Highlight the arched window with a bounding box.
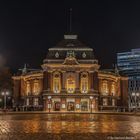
[53,72,61,93]
[67,75,75,93]
[102,80,109,95]
[26,81,31,95]
[111,82,116,96]
[80,72,88,93]
[33,80,39,95]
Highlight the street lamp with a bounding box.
[90,96,93,113]
[95,97,98,111]
[0,98,2,108]
[1,91,9,109]
[132,92,140,113]
[136,93,140,112]
[48,96,52,113]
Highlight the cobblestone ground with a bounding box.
[0,114,140,140]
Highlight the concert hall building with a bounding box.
[13,34,128,112]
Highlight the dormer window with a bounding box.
[66,51,75,58]
[66,43,74,47]
[55,52,59,58]
[82,52,86,58]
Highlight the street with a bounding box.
[0,114,139,140]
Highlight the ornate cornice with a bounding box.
[49,48,93,51]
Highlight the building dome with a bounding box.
[44,34,96,64]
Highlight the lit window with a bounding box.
[103,98,108,106]
[80,72,88,93]
[102,81,109,95]
[34,98,39,106]
[67,75,75,93]
[26,98,29,106]
[53,72,61,93]
[81,101,88,111]
[112,99,115,106]
[33,80,39,95]
[55,52,59,58]
[26,82,31,95]
[111,82,116,96]
[82,52,86,58]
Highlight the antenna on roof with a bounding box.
[69,8,72,33]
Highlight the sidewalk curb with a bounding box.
[0,111,140,116]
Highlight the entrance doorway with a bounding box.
[67,102,75,111]
[54,102,61,111]
[81,101,88,111]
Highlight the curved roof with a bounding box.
[44,34,95,63]
[50,35,92,50]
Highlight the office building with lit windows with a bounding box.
[12,34,128,112]
[117,48,140,111]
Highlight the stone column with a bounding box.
[79,72,81,92]
[47,72,52,91]
[13,79,21,106]
[89,72,94,90]
[95,97,99,111]
[60,72,63,92]
[43,98,46,111]
[93,72,99,91]
[62,72,66,90]
[43,71,48,91]
[120,78,128,108]
[30,80,34,96]
[21,79,26,96]
[76,72,79,91]
[108,81,112,96]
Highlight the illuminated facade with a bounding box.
[13,34,128,112]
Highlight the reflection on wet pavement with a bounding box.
[0,114,139,140]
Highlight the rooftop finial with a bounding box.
[69,8,72,33]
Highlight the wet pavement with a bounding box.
[0,114,139,140]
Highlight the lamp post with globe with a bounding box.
[132,92,140,113]
[90,96,93,113]
[1,91,9,110]
[0,98,2,109]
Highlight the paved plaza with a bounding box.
[0,114,139,140]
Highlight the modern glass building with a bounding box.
[117,48,140,111]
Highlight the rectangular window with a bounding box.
[34,98,39,106]
[33,82,39,95]
[26,98,29,106]
[26,82,31,95]
[81,101,88,111]
[112,99,115,106]
[111,83,116,96]
[102,81,109,95]
[103,98,108,106]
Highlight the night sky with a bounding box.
[0,0,140,72]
